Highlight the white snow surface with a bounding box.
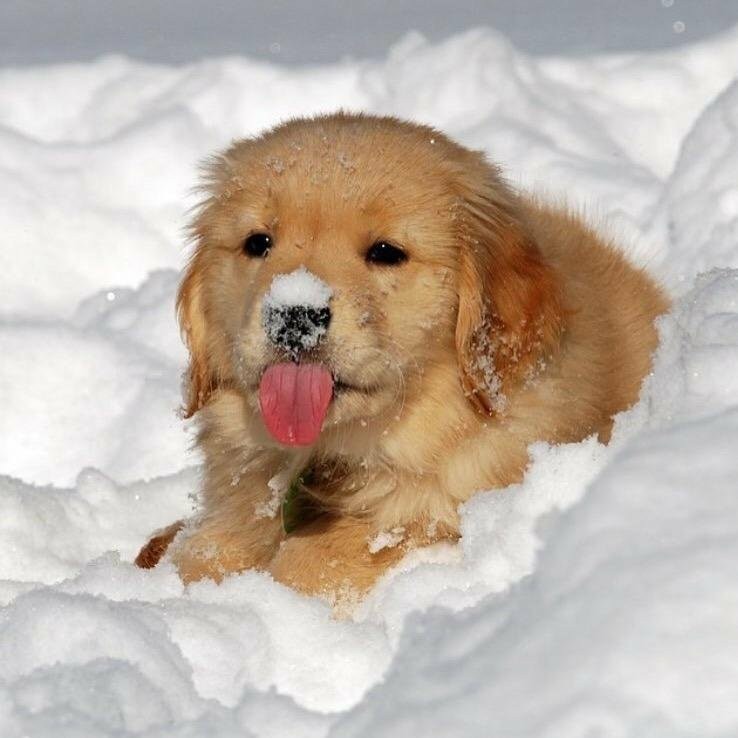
[1,26,738,738]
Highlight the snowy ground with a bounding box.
[2,22,738,738]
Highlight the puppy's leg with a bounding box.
[268,517,407,603]
[169,467,289,584]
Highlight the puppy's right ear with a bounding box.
[176,248,216,418]
[177,148,249,417]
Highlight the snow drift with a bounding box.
[1,24,738,738]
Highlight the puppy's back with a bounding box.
[522,202,669,440]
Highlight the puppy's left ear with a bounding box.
[453,157,564,414]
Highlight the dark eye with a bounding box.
[243,233,272,258]
[365,241,407,266]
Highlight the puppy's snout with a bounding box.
[263,303,331,354]
[261,267,334,356]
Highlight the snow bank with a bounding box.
[1,24,737,738]
[0,271,192,486]
[334,269,738,738]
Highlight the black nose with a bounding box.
[262,304,331,355]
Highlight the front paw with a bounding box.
[268,517,404,599]
[170,526,281,584]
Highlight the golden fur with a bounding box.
[136,113,668,603]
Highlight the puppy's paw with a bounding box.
[268,517,404,599]
[134,520,184,569]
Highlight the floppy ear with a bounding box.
[454,160,564,415]
[176,152,239,418]
[175,143,261,418]
[176,247,218,418]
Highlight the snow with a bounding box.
[263,267,333,310]
[255,470,292,520]
[367,527,406,554]
[1,22,738,738]
[0,270,192,487]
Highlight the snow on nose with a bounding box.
[262,267,333,355]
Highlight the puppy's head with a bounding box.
[178,113,562,447]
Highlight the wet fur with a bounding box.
[136,113,668,604]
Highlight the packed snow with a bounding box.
[1,23,738,738]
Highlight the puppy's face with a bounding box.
[179,116,562,449]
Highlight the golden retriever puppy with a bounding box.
[136,112,668,603]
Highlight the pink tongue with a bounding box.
[259,363,334,446]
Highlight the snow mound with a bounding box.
[1,24,738,738]
[0,271,192,486]
[655,79,738,289]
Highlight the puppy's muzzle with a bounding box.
[263,303,331,356]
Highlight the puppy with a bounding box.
[136,113,668,603]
